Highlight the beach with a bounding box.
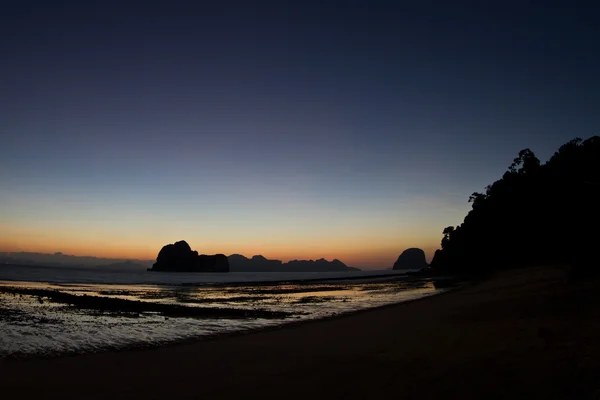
[1,265,598,399]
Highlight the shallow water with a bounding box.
[0,263,414,285]
[0,265,443,358]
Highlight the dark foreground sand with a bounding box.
[1,266,599,399]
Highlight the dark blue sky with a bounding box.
[1,1,598,267]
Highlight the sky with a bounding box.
[1,1,599,268]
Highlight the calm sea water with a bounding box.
[0,264,443,358]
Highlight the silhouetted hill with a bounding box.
[227,254,353,272]
[430,136,599,276]
[228,254,283,271]
[393,248,428,270]
[150,240,229,272]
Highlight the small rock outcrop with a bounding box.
[150,240,229,272]
[393,248,428,270]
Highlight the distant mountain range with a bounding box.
[0,252,154,270]
[0,251,361,272]
[228,254,360,272]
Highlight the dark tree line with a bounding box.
[430,136,599,275]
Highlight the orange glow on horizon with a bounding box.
[0,241,438,268]
[0,224,441,268]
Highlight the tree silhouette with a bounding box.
[430,136,599,276]
[441,226,454,249]
[508,149,541,174]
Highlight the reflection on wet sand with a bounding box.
[0,277,446,358]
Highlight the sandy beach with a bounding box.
[1,265,598,399]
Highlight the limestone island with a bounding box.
[392,248,429,270]
[149,240,229,272]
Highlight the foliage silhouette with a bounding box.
[430,136,599,276]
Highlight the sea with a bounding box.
[0,264,446,358]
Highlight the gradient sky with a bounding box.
[1,1,599,268]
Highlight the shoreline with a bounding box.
[0,281,456,361]
[2,265,598,398]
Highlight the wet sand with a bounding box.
[1,265,598,399]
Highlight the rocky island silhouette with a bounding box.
[392,248,429,270]
[149,240,229,272]
[149,240,358,272]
